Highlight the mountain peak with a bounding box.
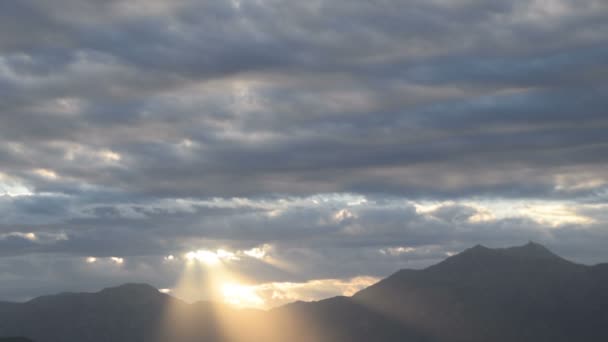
[99,283,161,296]
[468,244,492,253]
[23,283,164,307]
[427,242,567,273]
[500,241,560,260]
[449,243,494,259]
[455,242,560,260]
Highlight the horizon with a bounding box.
[2,0,608,312]
[2,240,602,309]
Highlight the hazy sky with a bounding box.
[1,0,608,307]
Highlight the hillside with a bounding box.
[1,242,607,342]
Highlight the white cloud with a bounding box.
[242,244,272,260]
[380,246,416,256]
[0,232,37,241]
[33,169,59,180]
[110,257,124,265]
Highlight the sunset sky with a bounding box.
[1,0,608,308]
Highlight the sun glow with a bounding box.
[221,283,265,308]
[159,245,368,341]
[184,249,238,265]
[185,250,220,265]
[242,244,271,260]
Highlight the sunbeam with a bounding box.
[157,247,321,342]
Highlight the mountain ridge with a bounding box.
[1,242,607,342]
[0,242,591,307]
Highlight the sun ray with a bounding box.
[158,247,321,342]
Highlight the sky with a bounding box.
[1,0,608,308]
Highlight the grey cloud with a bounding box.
[1,0,608,301]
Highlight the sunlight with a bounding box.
[184,249,238,266]
[33,168,59,180]
[0,232,38,241]
[518,203,594,227]
[99,149,122,163]
[242,244,271,260]
[110,257,124,265]
[185,250,221,265]
[160,245,307,341]
[0,172,33,197]
[221,283,265,308]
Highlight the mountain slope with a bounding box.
[353,242,605,341]
[0,284,171,342]
[1,242,607,342]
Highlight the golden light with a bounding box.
[24,232,37,241]
[1,232,38,241]
[518,203,594,227]
[242,244,270,259]
[158,245,340,341]
[184,249,239,266]
[185,250,220,265]
[160,247,246,341]
[221,283,264,309]
[33,168,58,180]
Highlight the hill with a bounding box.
[1,242,607,341]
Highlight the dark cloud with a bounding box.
[1,0,608,301]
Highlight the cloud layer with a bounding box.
[1,0,608,306]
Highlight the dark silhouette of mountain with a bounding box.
[352,242,606,341]
[1,242,607,342]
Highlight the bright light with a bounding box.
[216,249,238,261]
[221,283,264,308]
[85,256,124,265]
[518,203,593,227]
[186,250,220,265]
[111,257,124,264]
[33,168,58,180]
[24,232,37,240]
[184,249,238,265]
[99,149,122,162]
[0,232,38,241]
[185,250,220,265]
[0,174,33,196]
[242,244,271,260]
[333,209,356,222]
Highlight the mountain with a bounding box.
[352,242,606,341]
[1,242,607,342]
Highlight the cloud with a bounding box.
[1,0,608,301]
